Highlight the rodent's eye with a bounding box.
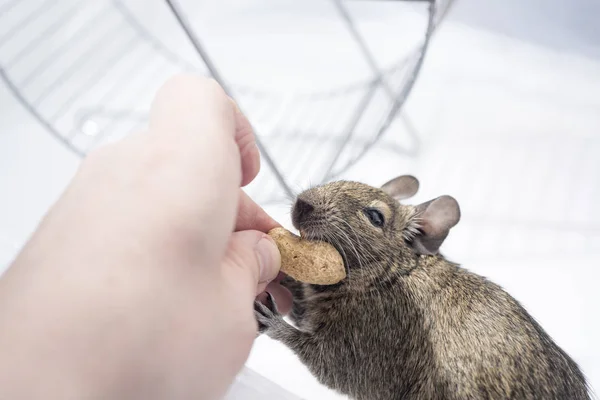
[364,208,385,228]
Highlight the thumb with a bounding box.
[221,230,281,300]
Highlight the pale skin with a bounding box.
[0,75,292,400]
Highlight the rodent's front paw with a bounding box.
[254,292,284,335]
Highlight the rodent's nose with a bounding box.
[293,198,315,224]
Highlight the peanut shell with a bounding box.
[268,227,346,285]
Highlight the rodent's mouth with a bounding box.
[297,223,326,242]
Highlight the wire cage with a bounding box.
[0,0,453,205]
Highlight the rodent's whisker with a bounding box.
[323,230,349,274]
[330,217,365,272]
[330,214,377,270]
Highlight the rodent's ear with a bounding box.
[411,195,460,255]
[381,175,419,201]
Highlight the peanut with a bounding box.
[268,227,346,285]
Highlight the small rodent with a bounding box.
[255,175,590,400]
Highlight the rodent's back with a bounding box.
[402,257,589,399]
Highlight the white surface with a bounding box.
[224,367,302,400]
[449,0,600,60]
[1,1,600,399]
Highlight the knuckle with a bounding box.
[157,73,228,107]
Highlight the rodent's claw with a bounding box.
[265,291,278,314]
[254,293,282,335]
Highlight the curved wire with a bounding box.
[327,0,439,179]
[0,67,85,158]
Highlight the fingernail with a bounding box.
[256,235,281,284]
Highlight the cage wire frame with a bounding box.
[0,0,454,204]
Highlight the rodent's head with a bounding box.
[291,175,460,277]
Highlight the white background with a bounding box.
[1,0,599,399]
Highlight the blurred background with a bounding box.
[1,0,599,398]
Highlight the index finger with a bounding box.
[235,190,280,233]
[229,98,261,187]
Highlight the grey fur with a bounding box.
[255,177,590,400]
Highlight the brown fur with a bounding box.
[255,179,590,400]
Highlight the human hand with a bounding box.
[0,75,290,400]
